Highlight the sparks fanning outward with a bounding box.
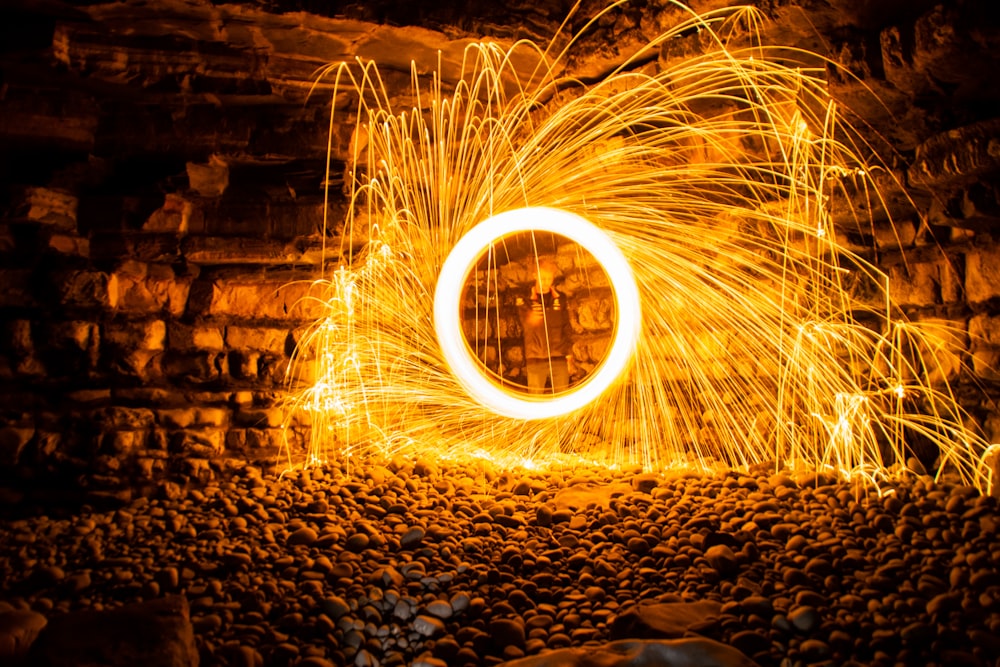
[281,1,997,492]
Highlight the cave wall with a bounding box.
[461,243,616,388]
[1,0,999,503]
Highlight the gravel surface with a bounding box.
[1,458,999,667]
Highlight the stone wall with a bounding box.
[0,0,999,502]
[0,172,335,504]
[461,246,616,388]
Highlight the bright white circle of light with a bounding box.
[434,207,641,420]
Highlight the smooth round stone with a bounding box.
[525,614,553,630]
[299,658,337,667]
[788,606,820,633]
[626,537,650,554]
[223,552,253,568]
[705,544,738,576]
[524,637,547,655]
[502,645,525,661]
[489,618,526,647]
[66,572,91,592]
[426,600,453,619]
[926,591,962,616]
[804,557,832,577]
[742,596,774,616]
[399,527,425,549]
[322,596,351,618]
[785,535,809,552]
[449,592,471,614]
[272,642,299,660]
[769,523,799,540]
[393,600,414,621]
[900,620,933,644]
[771,614,792,632]
[783,568,809,588]
[535,505,553,526]
[730,629,771,656]
[216,644,262,667]
[156,567,180,590]
[373,566,404,588]
[412,657,448,667]
[798,638,830,660]
[35,566,66,584]
[288,527,318,546]
[311,555,334,574]
[970,569,1000,588]
[193,613,223,633]
[413,459,439,478]
[794,590,826,608]
[557,534,579,549]
[413,614,446,637]
[512,480,532,496]
[330,563,354,579]
[345,533,370,552]
[550,509,574,524]
[353,649,378,667]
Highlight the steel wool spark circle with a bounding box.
[434,207,641,420]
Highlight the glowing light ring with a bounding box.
[435,207,641,420]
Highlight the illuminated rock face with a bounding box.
[0,0,999,496]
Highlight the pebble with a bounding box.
[788,606,820,633]
[399,526,425,549]
[793,590,825,608]
[299,658,337,667]
[449,592,470,614]
[65,572,91,592]
[345,533,370,552]
[40,565,67,584]
[730,629,771,656]
[705,544,738,577]
[412,614,445,637]
[287,526,318,546]
[926,591,962,616]
[798,638,830,660]
[626,537,650,554]
[193,613,224,633]
[490,618,526,648]
[321,596,351,618]
[393,599,414,621]
[535,504,554,526]
[0,462,995,667]
[425,600,453,619]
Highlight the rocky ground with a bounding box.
[1,458,999,667]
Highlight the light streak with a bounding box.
[280,2,996,492]
[434,207,640,419]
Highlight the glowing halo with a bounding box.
[434,207,641,420]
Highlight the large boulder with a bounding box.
[497,638,759,667]
[27,596,198,667]
[0,609,48,662]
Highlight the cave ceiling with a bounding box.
[1,0,998,222]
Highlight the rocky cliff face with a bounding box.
[0,0,998,502]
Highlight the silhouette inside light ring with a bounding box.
[435,207,641,419]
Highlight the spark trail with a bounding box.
[283,2,994,492]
